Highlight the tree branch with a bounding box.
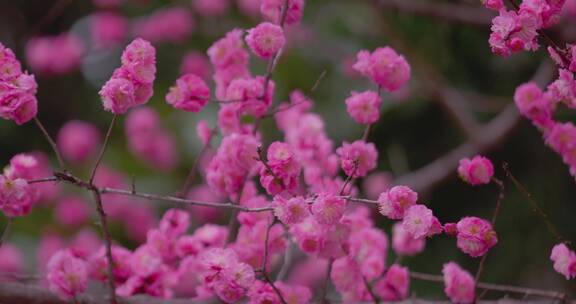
[34,117,66,170]
[393,61,555,193]
[375,0,495,27]
[409,271,568,300]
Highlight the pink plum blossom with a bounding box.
[455,217,498,257]
[442,262,475,304]
[353,47,411,92]
[336,140,378,178]
[345,90,382,125]
[392,222,426,256]
[46,250,88,299]
[311,193,347,225]
[378,185,418,220]
[550,243,576,279]
[246,22,286,59]
[0,43,38,125]
[99,38,156,114]
[273,195,310,224]
[166,74,210,112]
[0,175,33,218]
[457,155,494,186]
[401,205,442,239]
[261,0,305,25]
[374,264,410,301]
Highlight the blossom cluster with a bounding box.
[99,38,156,114]
[0,43,38,125]
[487,0,566,56]
[0,153,58,218]
[510,73,576,179]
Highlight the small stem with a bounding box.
[321,258,334,304]
[0,218,13,248]
[362,275,380,304]
[89,115,117,184]
[362,124,372,141]
[339,160,359,195]
[258,218,287,304]
[502,163,567,245]
[261,271,288,304]
[490,177,505,227]
[91,190,117,304]
[177,128,217,198]
[261,218,275,272]
[310,70,327,93]
[34,117,66,170]
[474,175,506,299]
[276,242,292,281]
[410,271,566,299]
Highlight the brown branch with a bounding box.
[89,115,117,184]
[393,61,555,193]
[91,190,117,304]
[320,258,334,304]
[258,218,288,304]
[0,218,13,248]
[34,117,66,170]
[502,163,569,246]
[362,275,380,304]
[86,114,118,303]
[473,176,506,296]
[253,0,290,134]
[25,0,73,39]
[409,271,568,300]
[176,127,217,198]
[0,281,207,304]
[375,0,495,27]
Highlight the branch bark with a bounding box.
[376,0,495,27]
[393,61,555,193]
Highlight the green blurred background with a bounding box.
[0,0,575,300]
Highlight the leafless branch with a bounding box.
[376,0,495,27]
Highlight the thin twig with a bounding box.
[321,258,334,304]
[25,0,72,38]
[34,117,66,170]
[362,275,380,304]
[0,218,13,248]
[276,242,293,281]
[392,61,554,193]
[258,218,288,304]
[91,190,117,304]
[376,0,494,27]
[89,115,117,184]
[177,127,217,198]
[474,176,506,298]
[252,0,291,135]
[409,271,567,299]
[339,160,359,195]
[362,124,372,141]
[310,70,328,93]
[491,177,505,226]
[502,163,568,246]
[28,173,386,212]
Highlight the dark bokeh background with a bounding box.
[1,0,575,300]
